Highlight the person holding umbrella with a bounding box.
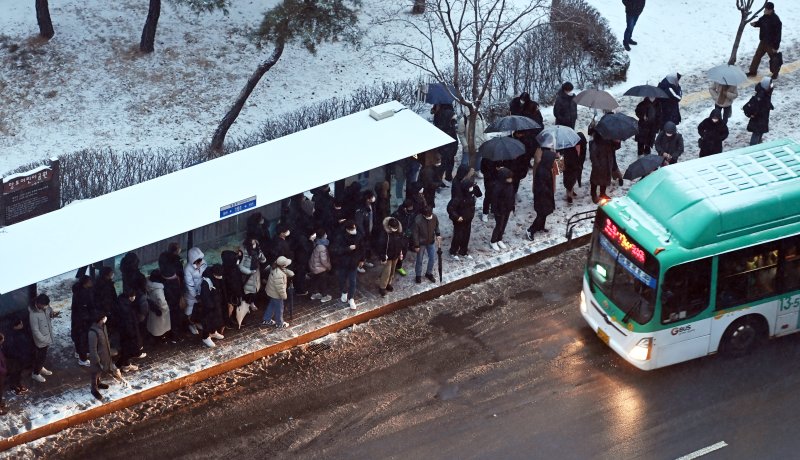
[589,132,620,203]
[654,122,684,165]
[560,132,587,203]
[709,82,739,125]
[698,109,729,157]
[657,73,682,130]
[526,135,559,241]
[489,167,515,251]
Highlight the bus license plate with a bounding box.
[597,327,610,345]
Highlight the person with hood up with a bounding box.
[263,256,294,328]
[449,165,473,201]
[183,247,207,336]
[697,109,729,157]
[4,317,33,395]
[145,270,172,339]
[489,167,515,251]
[622,0,646,51]
[239,236,267,313]
[331,220,365,310]
[447,174,482,259]
[746,77,775,145]
[199,265,227,347]
[747,2,782,79]
[561,132,587,203]
[411,206,442,283]
[654,121,685,165]
[116,287,144,372]
[70,275,94,367]
[657,73,682,129]
[527,136,559,240]
[308,227,333,303]
[391,199,416,277]
[406,181,429,215]
[634,97,658,155]
[553,82,578,129]
[589,132,621,204]
[87,312,120,401]
[157,245,184,339]
[510,92,531,116]
[29,294,58,383]
[376,217,404,296]
[709,82,738,125]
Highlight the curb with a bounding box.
[0,233,591,452]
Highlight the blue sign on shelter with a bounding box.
[220,196,257,218]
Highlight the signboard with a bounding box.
[220,196,256,218]
[1,159,60,226]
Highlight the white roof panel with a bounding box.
[0,101,453,294]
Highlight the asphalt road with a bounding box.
[40,246,800,460]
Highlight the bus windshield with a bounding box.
[587,214,658,325]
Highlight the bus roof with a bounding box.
[625,138,800,250]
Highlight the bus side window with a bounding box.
[661,259,711,324]
[717,242,780,309]
[781,236,800,293]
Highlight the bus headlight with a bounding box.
[628,338,652,361]
[580,291,587,314]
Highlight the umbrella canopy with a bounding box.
[575,89,619,111]
[622,85,669,99]
[425,83,456,105]
[485,115,542,133]
[537,125,581,150]
[478,136,526,161]
[595,113,638,141]
[235,300,249,329]
[707,64,749,86]
[623,154,665,180]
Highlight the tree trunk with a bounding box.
[35,0,54,40]
[411,0,425,14]
[466,110,478,169]
[210,41,286,154]
[140,0,161,53]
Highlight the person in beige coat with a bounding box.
[262,256,294,328]
[145,271,172,339]
[709,82,738,125]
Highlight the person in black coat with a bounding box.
[246,212,272,252]
[330,220,366,308]
[332,198,348,233]
[622,0,645,50]
[490,167,515,251]
[158,242,184,282]
[479,158,499,220]
[698,108,729,157]
[116,288,144,372]
[354,190,378,266]
[432,104,459,182]
[747,2,782,78]
[70,276,94,366]
[447,175,482,258]
[119,252,148,323]
[509,131,535,197]
[221,249,245,327]
[4,317,33,395]
[312,186,336,238]
[270,223,294,266]
[746,78,775,145]
[561,132,587,203]
[553,82,578,129]
[199,265,227,348]
[391,199,416,276]
[528,143,559,240]
[635,97,658,155]
[406,181,429,216]
[289,229,315,295]
[589,133,621,203]
[510,92,532,116]
[375,217,404,296]
[93,267,118,332]
[657,73,682,130]
[341,182,363,220]
[420,153,442,209]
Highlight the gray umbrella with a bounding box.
[575,89,619,112]
[595,113,638,141]
[478,136,526,162]
[624,154,665,180]
[622,85,669,99]
[485,115,542,133]
[537,125,581,150]
[707,64,748,86]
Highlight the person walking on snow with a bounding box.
[412,206,442,283]
[263,256,294,327]
[697,109,729,157]
[709,82,738,125]
[655,121,684,165]
[746,77,775,145]
[553,82,578,129]
[657,73,682,130]
[87,312,120,401]
[622,0,645,51]
[747,2,782,79]
[29,294,58,383]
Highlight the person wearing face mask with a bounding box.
[654,121,684,165]
[709,82,738,125]
[183,247,207,336]
[270,223,295,267]
[412,206,442,282]
[391,199,416,277]
[331,220,364,310]
[377,217,404,296]
[29,294,59,384]
[697,108,729,157]
[447,175,481,259]
[246,213,272,253]
[634,97,658,156]
[553,82,578,129]
[309,227,333,303]
[745,77,775,146]
[354,190,379,271]
[263,256,295,328]
[88,312,120,401]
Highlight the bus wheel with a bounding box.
[721,316,766,356]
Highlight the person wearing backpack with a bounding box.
[745,77,775,145]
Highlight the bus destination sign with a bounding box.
[602,218,646,265]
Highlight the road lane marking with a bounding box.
[675,441,728,460]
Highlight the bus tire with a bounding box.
[720,315,767,356]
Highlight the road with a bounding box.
[39,246,800,460]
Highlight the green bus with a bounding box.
[580,138,800,370]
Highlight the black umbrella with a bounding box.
[485,115,542,133]
[623,154,665,180]
[622,85,669,99]
[595,113,638,141]
[437,239,443,284]
[425,83,456,105]
[478,136,526,161]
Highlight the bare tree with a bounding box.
[35,0,55,40]
[140,0,229,53]
[210,0,362,154]
[378,0,548,168]
[728,0,767,65]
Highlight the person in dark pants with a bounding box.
[634,97,658,155]
[70,275,94,367]
[330,220,366,310]
[698,109,729,157]
[199,265,227,348]
[622,0,645,51]
[561,133,587,203]
[4,317,33,395]
[589,133,620,204]
[391,200,416,277]
[746,77,775,145]
[116,288,144,373]
[432,104,459,182]
[447,175,481,259]
[747,2,782,79]
[553,82,578,129]
[480,158,499,222]
[88,312,119,401]
[654,121,684,165]
[489,167,515,251]
[29,294,58,383]
[527,139,559,240]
